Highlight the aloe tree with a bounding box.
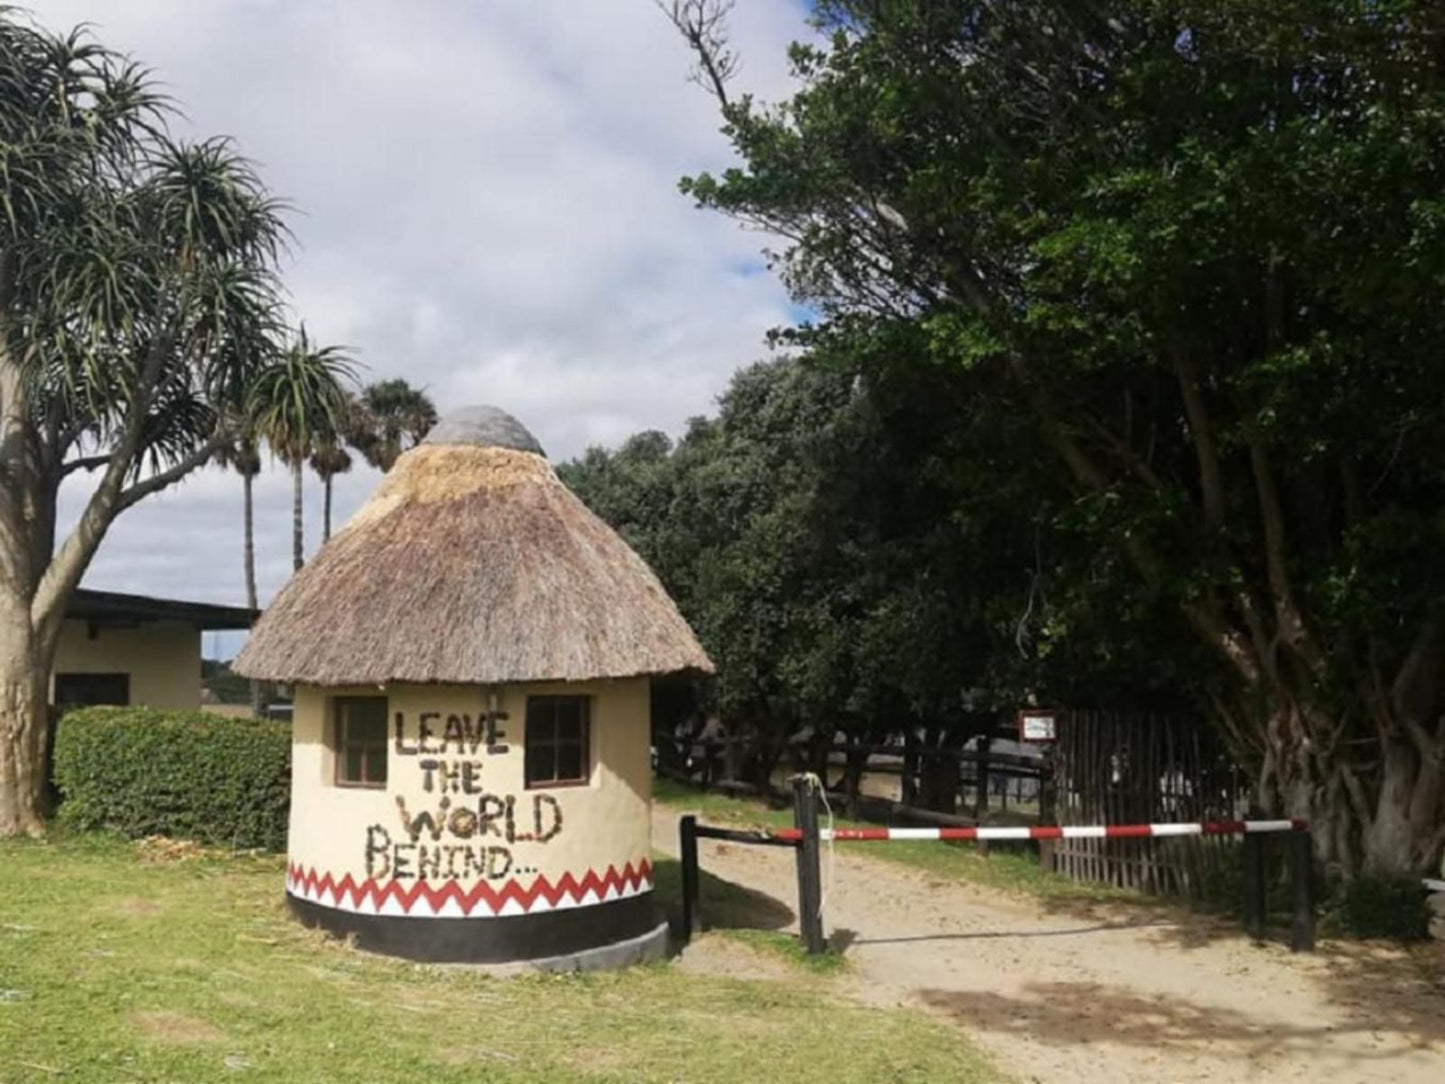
[0,17,291,836]
[309,439,352,542]
[348,379,437,472]
[249,329,356,571]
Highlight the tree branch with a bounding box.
[114,438,220,514]
[1083,415,1164,490]
[1172,344,1225,531]
[657,0,737,107]
[31,331,176,641]
[1023,365,1262,684]
[1248,436,1326,678]
[1390,604,1445,761]
[58,454,113,477]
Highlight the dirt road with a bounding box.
[653,808,1445,1084]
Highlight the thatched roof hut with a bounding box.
[235,405,712,686]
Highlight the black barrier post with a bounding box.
[680,814,700,944]
[1289,828,1315,953]
[792,777,826,955]
[1242,831,1266,940]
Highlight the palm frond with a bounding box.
[248,326,359,465]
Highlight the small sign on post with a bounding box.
[1018,709,1058,743]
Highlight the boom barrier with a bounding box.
[678,778,1315,956]
[772,819,1305,842]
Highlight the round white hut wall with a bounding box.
[285,676,653,919]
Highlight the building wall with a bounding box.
[50,619,201,710]
[285,677,653,923]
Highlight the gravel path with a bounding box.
[654,808,1445,1084]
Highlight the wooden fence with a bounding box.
[1050,710,1249,897]
[656,711,1251,901]
[653,732,1043,824]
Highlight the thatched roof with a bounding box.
[234,406,713,686]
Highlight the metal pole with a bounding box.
[1242,831,1266,940]
[1289,827,1315,953]
[792,776,826,955]
[679,814,700,944]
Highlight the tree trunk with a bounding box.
[243,471,263,718]
[1253,701,1445,878]
[291,458,304,572]
[902,724,920,806]
[322,475,333,542]
[921,725,959,814]
[843,742,867,819]
[0,612,51,837]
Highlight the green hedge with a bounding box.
[53,706,290,851]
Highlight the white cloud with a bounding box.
[38,0,814,645]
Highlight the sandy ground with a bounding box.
[653,808,1445,1084]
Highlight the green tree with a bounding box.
[563,345,1047,809]
[248,329,356,571]
[670,0,1445,874]
[0,17,290,835]
[347,379,437,472]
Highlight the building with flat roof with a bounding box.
[54,589,256,711]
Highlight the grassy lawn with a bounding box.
[653,777,1140,907]
[0,832,1001,1084]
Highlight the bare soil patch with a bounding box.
[131,1010,224,1044]
[674,931,795,983]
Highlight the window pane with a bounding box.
[337,698,388,786]
[528,745,556,785]
[525,697,589,787]
[364,743,388,784]
[557,741,583,782]
[345,700,388,742]
[530,703,556,745]
[556,704,581,743]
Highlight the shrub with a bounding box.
[1322,873,1432,941]
[53,706,290,851]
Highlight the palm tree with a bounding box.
[309,440,352,542]
[212,429,266,714]
[348,379,438,471]
[214,430,264,614]
[249,328,357,570]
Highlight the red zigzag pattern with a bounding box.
[285,859,653,917]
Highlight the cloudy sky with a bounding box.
[37,0,811,655]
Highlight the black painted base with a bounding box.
[286,890,662,964]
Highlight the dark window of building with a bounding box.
[525,696,590,788]
[334,697,388,788]
[54,672,130,710]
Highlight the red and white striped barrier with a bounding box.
[772,818,1305,843]
[680,795,1316,954]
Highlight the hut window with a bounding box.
[334,697,388,788]
[525,696,590,788]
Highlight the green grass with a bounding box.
[653,776,1138,907]
[0,832,1000,1084]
